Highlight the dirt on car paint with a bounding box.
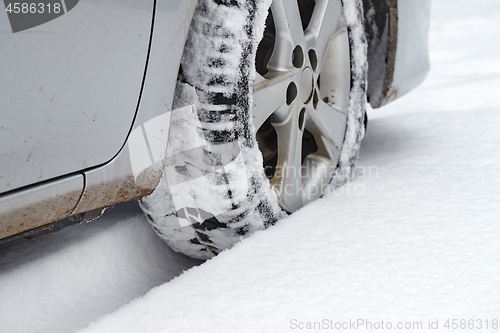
[0,165,162,242]
[71,171,161,217]
[0,189,83,240]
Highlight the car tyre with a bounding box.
[140,0,367,259]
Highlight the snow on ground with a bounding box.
[0,203,202,333]
[78,1,500,332]
[1,0,500,332]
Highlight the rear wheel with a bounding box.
[140,0,367,259]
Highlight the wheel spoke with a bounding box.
[268,0,306,71]
[270,103,304,212]
[306,101,347,160]
[304,0,343,69]
[252,70,300,129]
[301,154,336,204]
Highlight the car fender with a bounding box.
[363,0,431,108]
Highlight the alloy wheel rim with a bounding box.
[253,0,351,212]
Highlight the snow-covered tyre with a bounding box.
[140,0,367,259]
